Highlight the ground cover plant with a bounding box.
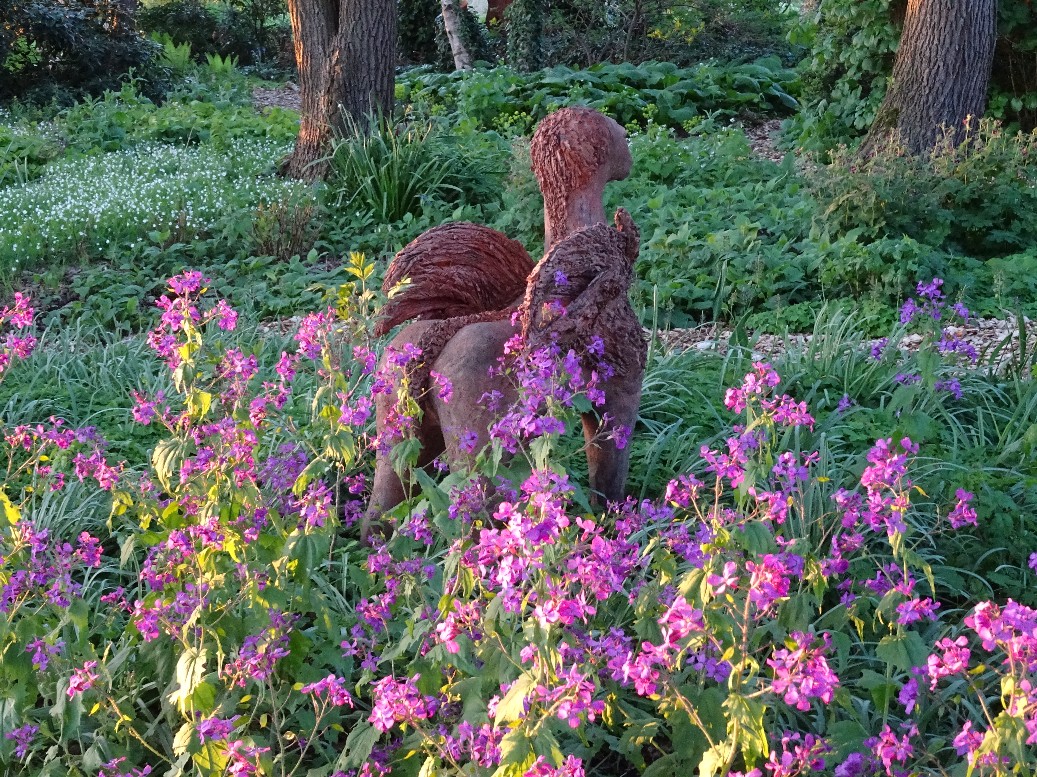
[0,272,1034,776]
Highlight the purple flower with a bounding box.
[767,632,840,710]
[301,674,356,707]
[26,637,64,671]
[4,292,35,329]
[368,674,440,733]
[524,755,585,777]
[870,338,889,361]
[297,480,333,529]
[5,723,38,758]
[953,721,984,763]
[707,561,739,595]
[213,299,238,330]
[430,370,453,401]
[917,277,944,302]
[899,298,919,325]
[896,596,939,625]
[295,308,335,359]
[834,752,873,777]
[927,636,970,689]
[867,722,916,774]
[197,715,240,743]
[898,675,919,714]
[168,270,208,296]
[947,488,977,529]
[935,377,963,399]
[764,732,831,776]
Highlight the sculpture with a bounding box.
[363,107,644,538]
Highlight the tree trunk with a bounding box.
[861,0,996,156]
[283,0,397,181]
[440,0,473,70]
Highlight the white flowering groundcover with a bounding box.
[0,139,305,273]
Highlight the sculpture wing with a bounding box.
[374,222,534,337]
[520,216,646,377]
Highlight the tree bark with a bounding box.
[440,0,473,70]
[861,0,997,156]
[283,0,397,181]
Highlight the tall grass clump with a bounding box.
[325,116,509,224]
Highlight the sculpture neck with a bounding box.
[543,184,607,248]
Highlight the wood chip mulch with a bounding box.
[651,317,1037,373]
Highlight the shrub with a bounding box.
[136,0,289,64]
[398,0,439,64]
[811,120,1037,259]
[58,78,298,153]
[399,58,801,134]
[542,0,798,68]
[0,123,63,187]
[0,0,159,103]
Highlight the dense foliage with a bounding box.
[398,58,801,134]
[0,271,1034,775]
[795,0,1037,149]
[0,0,159,103]
[136,0,293,69]
[0,12,1036,774]
[540,0,797,68]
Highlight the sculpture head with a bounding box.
[530,106,633,200]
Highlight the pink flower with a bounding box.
[300,674,355,707]
[767,632,839,711]
[707,561,739,595]
[947,489,978,529]
[67,660,99,697]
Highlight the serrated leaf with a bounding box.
[168,647,207,714]
[338,722,380,769]
[494,674,534,724]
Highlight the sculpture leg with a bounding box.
[363,394,446,542]
[434,321,516,470]
[362,323,442,542]
[581,374,642,505]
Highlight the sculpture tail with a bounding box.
[375,222,534,337]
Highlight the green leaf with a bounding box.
[0,490,20,526]
[168,647,208,714]
[338,722,380,769]
[413,468,450,514]
[172,721,195,756]
[494,674,534,724]
[876,631,929,672]
[192,681,217,714]
[152,437,190,494]
[699,740,735,777]
[643,753,680,777]
[724,693,768,766]
[494,728,534,774]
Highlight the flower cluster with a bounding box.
[766,632,839,710]
[0,292,36,377]
[368,674,441,733]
